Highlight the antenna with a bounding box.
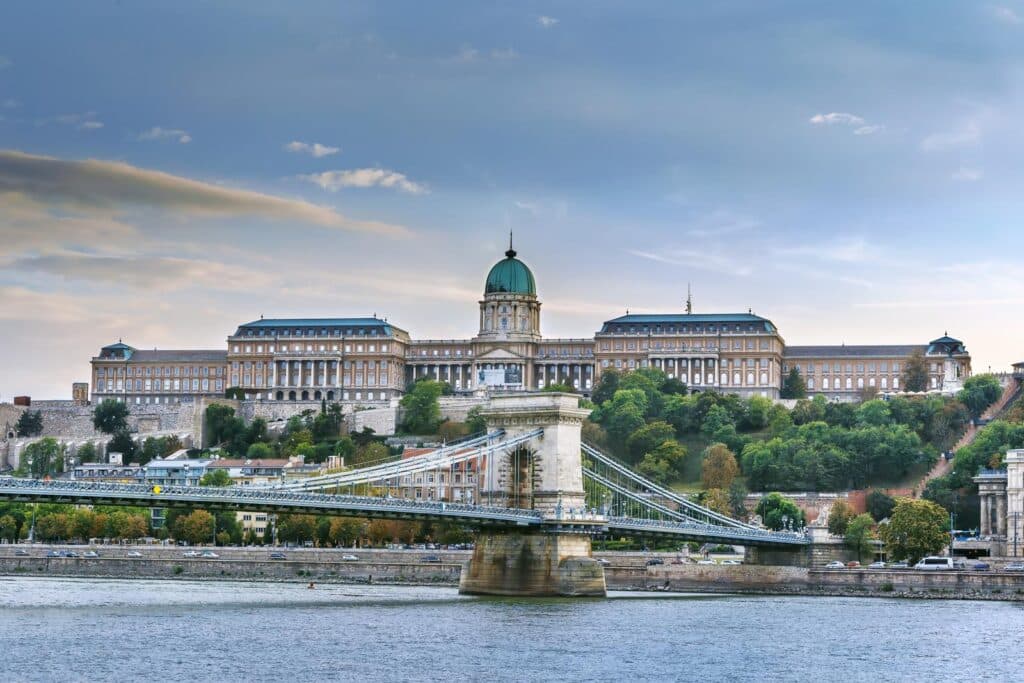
[506,230,516,258]
[685,283,693,315]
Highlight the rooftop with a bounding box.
[240,317,391,328]
[603,313,771,324]
[784,344,926,358]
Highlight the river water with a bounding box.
[1,577,1021,682]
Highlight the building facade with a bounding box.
[90,245,971,404]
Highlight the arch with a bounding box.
[288,391,297,401]
[301,390,310,401]
[276,391,284,401]
[327,391,335,401]
[314,390,322,400]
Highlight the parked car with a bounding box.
[970,562,991,571]
[126,550,143,558]
[269,552,287,560]
[721,559,742,566]
[889,561,909,569]
[182,550,200,558]
[64,550,79,558]
[696,559,715,565]
[201,551,219,559]
[341,554,359,562]
[83,550,99,558]
[421,555,442,563]
[824,561,846,569]
[645,558,665,567]
[846,561,861,569]
[868,561,887,569]
[46,550,61,558]
[1004,562,1024,572]
[595,558,610,566]
[914,556,955,570]
[14,548,28,556]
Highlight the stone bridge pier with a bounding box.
[458,393,607,597]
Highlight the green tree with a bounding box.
[700,404,735,439]
[827,500,854,536]
[845,513,876,562]
[277,514,317,544]
[741,396,773,431]
[791,396,827,425]
[755,493,806,531]
[199,469,232,487]
[636,440,687,485]
[703,488,731,516]
[465,407,487,434]
[19,438,66,478]
[246,442,274,458]
[659,377,688,396]
[591,368,621,406]
[205,403,243,448]
[701,443,739,490]
[855,400,891,427]
[958,374,1003,420]
[15,410,43,437]
[107,430,137,461]
[866,489,896,522]
[316,517,332,547]
[541,382,576,393]
[0,514,18,542]
[600,389,648,455]
[878,498,949,563]
[624,421,675,464]
[400,379,444,434]
[727,480,749,520]
[93,399,129,434]
[902,349,930,393]
[329,518,364,547]
[780,368,807,399]
[75,442,98,464]
[173,510,215,546]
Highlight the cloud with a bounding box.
[853,125,884,135]
[490,48,520,60]
[537,16,559,28]
[685,209,760,238]
[138,126,192,144]
[284,140,340,158]
[0,149,409,235]
[301,168,428,194]
[809,112,865,126]
[446,45,480,63]
[991,5,1022,24]
[921,122,981,151]
[0,191,139,254]
[79,121,104,130]
[773,238,870,263]
[38,111,104,130]
[443,45,518,64]
[952,166,983,181]
[628,249,752,277]
[2,99,20,109]
[0,56,11,70]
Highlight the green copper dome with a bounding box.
[485,247,536,295]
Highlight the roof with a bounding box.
[129,349,226,362]
[485,248,536,295]
[784,345,925,359]
[603,313,770,324]
[207,459,289,469]
[929,335,962,345]
[101,342,134,351]
[233,317,401,337]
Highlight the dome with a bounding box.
[484,247,536,295]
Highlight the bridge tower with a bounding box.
[459,393,607,597]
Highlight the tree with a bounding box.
[791,396,826,425]
[624,421,675,464]
[0,514,18,542]
[199,469,232,487]
[19,438,66,478]
[902,349,930,393]
[172,510,215,545]
[727,480,749,520]
[93,399,129,434]
[246,442,274,459]
[866,489,896,522]
[660,377,688,396]
[703,488,731,516]
[76,442,98,464]
[755,493,806,531]
[277,514,317,545]
[591,368,621,406]
[878,498,949,563]
[599,389,648,455]
[438,421,469,442]
[855,400,891,427]
[541,382,576,393]
[780,368,807,399]
[15,410,43,437]
[845,513,876,562]
[827,500,854,536]
[700,404,735,439]
[107,430,137,460]
[701,443,739,490]
[741,396,773,431]
[637,440,687,485]
[329,518,364,547]
[400,379,443,434]
[958,374,1003,419]
[465,407,487,434]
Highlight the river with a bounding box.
[1,577,1021,682]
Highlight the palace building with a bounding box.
[90,243,971,405]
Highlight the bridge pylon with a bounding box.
[459,393,607,597]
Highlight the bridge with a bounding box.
[0,393,806,596]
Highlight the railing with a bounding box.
[605,516,809,545]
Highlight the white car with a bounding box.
[721,559,741,566]
[341,554,359,562]
[868,561,887,569]
[126,550,143,558]
[824,561,846,569]
[201,551,219,559]
[182,550,200,558]
[697,559,716,565]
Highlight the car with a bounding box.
[420,555,442,563]
[595,558,610,566]
[696,559,715,565]
[47,550,61,558]
[645,558,665,567]
[846,561,861,569]
[1004,562,1024,572]
[126,550,143,558]
[182,550,200,558]
[269,552,287,560]
[341,554,359,562]
[824,561,846,569]
[867,561,886,569]
[83,550,99,558]
[721,560,741,566]
[970,562,991,571]
[200,551,219,559]
[914,556,955,571]
[14,549,28,556]
[64,551,79,558]
[889,561,909,569]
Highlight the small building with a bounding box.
[397,447,480,503]
[143,457,212,487]
[71,463,145,483]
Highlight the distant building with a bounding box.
[72,382,89,404]
[143,457,212,487]
[71,463,144,483]
[398,447,479,503]
[90,342,226,405]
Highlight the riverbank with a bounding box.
[4,547,1024,600]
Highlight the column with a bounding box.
[283,361,290,388]
[997,494,1007,537]
[981,495,991,536]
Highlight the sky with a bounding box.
[2,1,1024,399]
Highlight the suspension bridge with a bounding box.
[0,393,807,596]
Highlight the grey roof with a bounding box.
[233,317,404,337]
[604,313,770,324]
[128,349,227,363]
[783,344,925,359]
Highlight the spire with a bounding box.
[506,230,516,258]
[685,283,693,315]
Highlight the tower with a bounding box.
[477,234,541,340]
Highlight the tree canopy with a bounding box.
[958,374,1003,419]
[93,399,129,434]
[755,493,806,530]
[780,368,806,399]
[15,410,43,437]
[400,379,444,434]
[878,498,949,563]
[902,350,930,393]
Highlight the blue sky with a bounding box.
[2,1,1023,398]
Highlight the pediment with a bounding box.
[475,347,526,361]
